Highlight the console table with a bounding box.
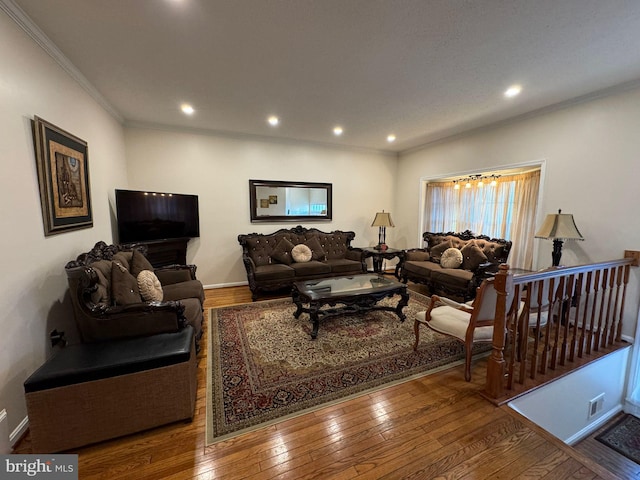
[122,238,189,268]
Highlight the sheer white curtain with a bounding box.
[424,170,540,269]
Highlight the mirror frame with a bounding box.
[249,179,333,223]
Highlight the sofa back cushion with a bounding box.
[425,231,511,268]
[90,260,112,304]
[241,227,355,266]
[245,237,278,267]
[474,239,507,264]
[315,233,349,260]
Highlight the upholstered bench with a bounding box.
[24,326,197,453]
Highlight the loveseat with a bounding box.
[398,230,512,301]
[238,225,366,300]
[65,241,204,348]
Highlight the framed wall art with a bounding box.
[33,116,93,236]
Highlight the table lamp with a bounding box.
[535,209,584,266]
[371,211,394,250]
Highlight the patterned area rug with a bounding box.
[596,414,640,464]
[206,291,487,445]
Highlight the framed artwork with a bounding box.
[260,199,270,208]
[269,195,278,204]
[33,116,93,236]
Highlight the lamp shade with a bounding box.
[535,209,584,240]
[371,211,394,228]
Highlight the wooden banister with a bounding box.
[484,258,634,402]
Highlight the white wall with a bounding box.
[509,347,631,444]
[124,127,398,287]
[395,86,640,340]
[0,11,127,439]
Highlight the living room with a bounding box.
[2,0,640,475]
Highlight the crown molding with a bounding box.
[0,0,123,123]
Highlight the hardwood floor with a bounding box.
[14,285,629,479]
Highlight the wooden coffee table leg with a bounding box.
[396,289,410,321]
[292,286,303,319]
[309,302,320,339]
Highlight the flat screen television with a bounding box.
[115,189,200,243]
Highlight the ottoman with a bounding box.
[24,326,197,453]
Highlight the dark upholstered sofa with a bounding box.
[65,241,204,349]
[238,225,366,300]
[398,230,512,301]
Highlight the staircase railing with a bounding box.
[484,259,634,402]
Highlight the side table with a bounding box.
[361,247,405,277]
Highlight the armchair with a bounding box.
[414,277,519,381]
[65,241,204,348]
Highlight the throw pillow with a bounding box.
[131,249,154,277]
[461,241,489,271]
[111,261,142,305]
[137,270,164,302]
[304,236,326,261]
[429,240,454,263]
[271,238,295,265]
[291,244,313,263]
[440,247,463,269]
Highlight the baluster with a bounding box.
[560,274,575,365]
[540,277,556,374]
[550,276,566,369]
[608,266,623,346]
[594,269,608,351]
[616,265,630,342]
[578,272,592,358]
[507,284,520,390]
[588,270,601,353]
[601,268,615,348]
[569,274,583,362]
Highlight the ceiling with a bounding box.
[9,0,640,153]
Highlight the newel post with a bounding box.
[485,264,512,399]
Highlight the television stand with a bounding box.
[124,238,189,267]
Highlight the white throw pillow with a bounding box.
[137,270,163,302]
[440,247,463,269]
[291,244,313,263]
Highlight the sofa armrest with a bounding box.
[154,265,197,285]
[77,301,187,343]
[346,247,367,272]
[404,248,431,262]
[345,247,364,261]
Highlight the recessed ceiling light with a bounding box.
[333,126,343,136]
[267,115,279,126]
[504,85,522,98]
[387,134,396,143]
[181,103,195,115]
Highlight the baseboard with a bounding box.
[203,281,248,290]
[564,405,622,445]
[10,416,29,449]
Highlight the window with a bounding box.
[423,169,541,269]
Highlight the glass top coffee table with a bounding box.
[292,274,409,339]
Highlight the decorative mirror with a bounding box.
[249,179,332,223]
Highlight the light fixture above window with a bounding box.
[453,174,501,189]
[267,115,279,126]
[333,126,343,136]
[387,134,396,143]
